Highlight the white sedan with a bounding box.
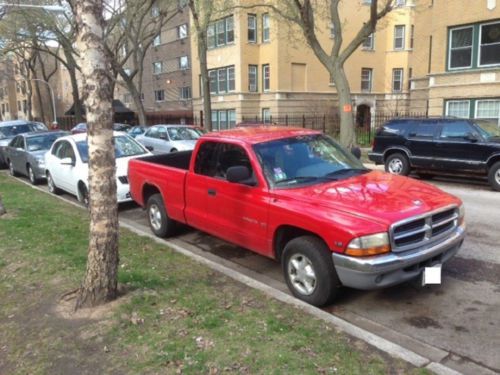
[45,132,150,205]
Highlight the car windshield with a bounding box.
[253,134,368,188]
[26,133,66,152]
[474,120,500,139]
[0,124,32,139]
[76,135,147,163]
[167,127,200,141]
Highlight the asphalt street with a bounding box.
[5,170,500,375]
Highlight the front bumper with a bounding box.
[117,183,132,203]
[368,152,383,164]
[331,224,465,290]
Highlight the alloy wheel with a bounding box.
[149,203,162,231]
[287,253,317,296]
[388,158,403,174]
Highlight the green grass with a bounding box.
[0,174,429,375]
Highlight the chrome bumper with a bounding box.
[331,224,466,290]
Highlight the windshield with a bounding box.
[253,134,367,188]
[26,133,65,152]
[474,119,500,139]
[0,124,32,139]
[76,135,147,163]
[167,127,200,141]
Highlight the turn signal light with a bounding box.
[345,233,391,257]
[345,244,391,257]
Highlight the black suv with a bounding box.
[369,118,500,191]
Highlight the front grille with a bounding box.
[118,176,128,184]
[390,206,458,252]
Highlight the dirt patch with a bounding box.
[404,316,443,329]
[444,257,500,285]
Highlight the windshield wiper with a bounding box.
[326,168,369,177]
[275,175,340,185]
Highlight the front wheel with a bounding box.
[78,183,89,207]
[8,160,18,177]
[488,162,500,191]
[385,152,410,176]
[282,236,341,307]
[146,193,176,237]
[28,165,38,185]
[47,172,61,195]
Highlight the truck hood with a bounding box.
[272,170,461,228]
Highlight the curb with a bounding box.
[9,174,463,374]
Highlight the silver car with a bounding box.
[135,125,201,154]
[0,120,48,167]
[5,131,67,184]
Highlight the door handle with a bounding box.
[207,188,216,196]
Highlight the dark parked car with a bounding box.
[5,131,68,184]
[0,120,48,167]
[369,118,500,191]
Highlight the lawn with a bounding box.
[0,174,427,374]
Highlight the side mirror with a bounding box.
[145,146,154,151]
[465,133,479,142]
[226,166,252,184]
[60,157,75,166]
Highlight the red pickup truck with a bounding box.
[129,127,466,306]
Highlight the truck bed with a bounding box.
[133,151,192,170]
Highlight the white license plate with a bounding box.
[422,264,442,286]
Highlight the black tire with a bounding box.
[8,160,18,177]
[78,183,89,207]
[146,193,176,237]
[46,172,61,195]
[27,165,38,185]
[385,152,410,176]
[488,161,500,192]
[282,236,341,307]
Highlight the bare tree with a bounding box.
[104,0,179,125]
[250,0,393,147]
[72,0,119,309]
[188,0,215,130]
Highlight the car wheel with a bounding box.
[385,153,410,176]
[488,161,500,192]
[282,236,341,307]
[78,183,89,207]
[27,165,38,185]
[47,172,61,195]
[8,160,18,177]
[170,148,178,153]
[146,193,176,237]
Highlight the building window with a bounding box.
[479,21,500,66]
[262,108,271,123]
[262,13,270,42]
[446,100,470,118]
[262,64,270,92]
[212,109,236,130]
[154,90,165,102]
[177,24,188,39]
[410,25,414,49]
[449,26,473,69]
[153,61,163,74]
[180,87,191,100]
[395,0,406,6]
[153,34,161,46]
[208,66,235,94]
[394,25,405,50]
[179,56,189,70]
[361,68,372,92]
[392,68,403,92]
[209,15,234,49]
[475,99,500,119]
[248,14,257,43]
[362,33,374,49]
[248,65,258,92]
[151,3,159,17]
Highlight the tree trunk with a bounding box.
[0,194,6,216]
[198,35,212,131]
[332,64,356,148]
[65,48,84,123]
[74,0,119,310]
[125,79,147,125]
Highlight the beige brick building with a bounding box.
[190,0,418,130]
[409,0,500,125]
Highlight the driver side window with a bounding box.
[215,144,253,180]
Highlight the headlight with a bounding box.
[458,204,465,226]
[345,233,391,257]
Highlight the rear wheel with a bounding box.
[47,172,61,195]
[385,152,410,176]
[488,162,500,191]
[146,193,176,237]
[8,160,18,177]
[282,236,341,307]
[27,165,38,185]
